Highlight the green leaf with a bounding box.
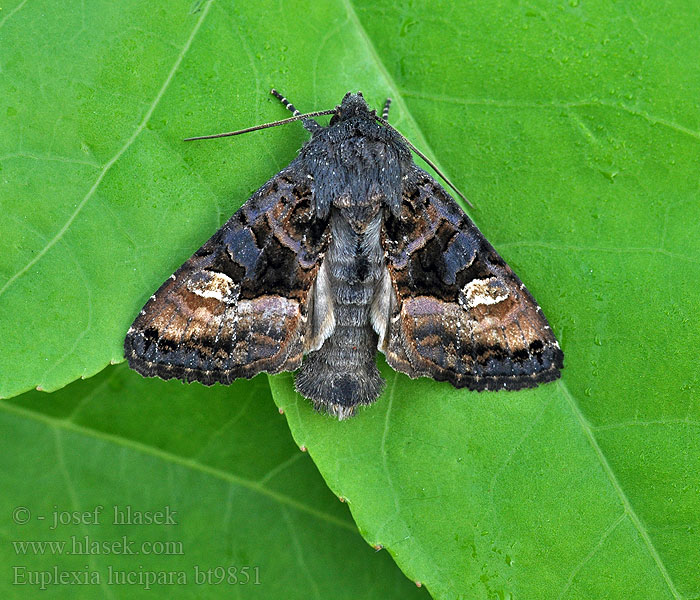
[1,363,427,599]
[2,0,699,598]
[272,365,700,599]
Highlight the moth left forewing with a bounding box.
[124,168,329,384]
[380,167,563,390]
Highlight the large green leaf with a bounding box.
[267,2,700,598]
[1,0,698,598]
[1,364,427,599]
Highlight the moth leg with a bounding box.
[270,88,321,133]
[381,97,392,121]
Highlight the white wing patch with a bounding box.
[458,277,510,309]
[186,271,240,304]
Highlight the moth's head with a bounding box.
[330,91,374,125]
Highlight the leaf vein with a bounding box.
[0,0,28,30]
[495,240,700,264]
[558,380,682,599]
[0,0,214,299]
[487,396,554,497]
[281,506,322,600]
[1,399,357,533]
[401,90,700,142]
[556,513,627,600]
[53,429,115,599]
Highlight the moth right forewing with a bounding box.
[380,166,563,390]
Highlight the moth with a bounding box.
[125,90,563,419]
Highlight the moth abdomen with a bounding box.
[294,323,384,419]
[294,207,386,418]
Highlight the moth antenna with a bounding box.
[270,88,300,116]
[381,98,392,121]
[183,109,335,141]
[270,88,322,133]
[375,116,474,209]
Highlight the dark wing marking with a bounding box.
[379,166,563,391]
[124,167,330,385]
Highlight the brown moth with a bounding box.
[124,90,563,419]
